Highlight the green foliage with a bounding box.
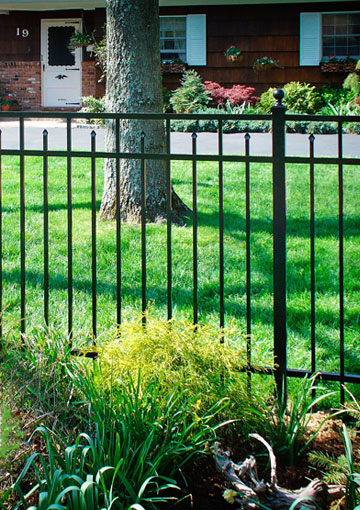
[286,120,338,134]
[312,423,360,510]
[0,328,80,430]
[249,376,338,466]
[68,30,94,49]
[318,84,356,108]
[171,105,270,133]
[162,86,172,112]
[81,96,106,125]
[170,70,211,113]
[257,82,322,114]
[12,425,177,510]
[10,367,226,509]
[344,73,360,96]
[0,407,22,463]
[97,315,259,425]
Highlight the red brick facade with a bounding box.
[82,61,97,99]
[0,61,41,110]
[0,60,98,111]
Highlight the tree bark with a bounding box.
[99,0,190,223]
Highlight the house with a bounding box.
[0,0,358,110]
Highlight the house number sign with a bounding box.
[16,28,29,38]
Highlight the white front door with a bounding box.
[41,19,82,108]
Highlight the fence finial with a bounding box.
[273,88,285,108]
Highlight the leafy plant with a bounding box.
[81,96,106,124]
[204,81,259,107]
[311,424,360,510]
[170,70,211,113]
[68,30,94,50]
[95,315,262,425]
[224,46,242,57]
[0,328,80,432]
[250,375,339,466]
[12,426,177,510]
[344,72,360,96]
[257,82,322,114]
[253,56,281,72]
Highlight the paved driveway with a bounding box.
[0,118,359,157]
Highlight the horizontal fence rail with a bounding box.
[0,94,359,402]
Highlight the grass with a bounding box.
[0,406,22,464]
[0,155,359,380]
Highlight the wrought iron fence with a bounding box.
[0,90,359,402]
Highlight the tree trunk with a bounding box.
[99,0,190,223]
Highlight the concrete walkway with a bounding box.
[0,118,359,157]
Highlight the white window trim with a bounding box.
[300,10,360,66]
[160,13,206,66]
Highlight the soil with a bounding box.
[174,413,360,509]
[1,410,359,510]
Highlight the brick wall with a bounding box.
[0,61,98,110]
[0,61,41,110]
[82,61,97,99]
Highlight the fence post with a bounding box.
[271,89,287,401]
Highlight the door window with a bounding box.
[48,26,75,66]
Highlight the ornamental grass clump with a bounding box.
[98,315,258,425]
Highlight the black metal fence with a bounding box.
[0,91,359,402]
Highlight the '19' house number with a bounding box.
[16,28,29,38]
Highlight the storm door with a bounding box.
[41,20,82,107]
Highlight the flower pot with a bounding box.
[225,54,243,64]
[1,105,10,111]
[253,63,273,72]
[161,63,186,74]
[343,63,356,73]
[320,62,344,73]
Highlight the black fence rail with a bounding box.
[0,90,359,402]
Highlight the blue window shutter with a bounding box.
[186,14,206,66]
[300,12,321,66]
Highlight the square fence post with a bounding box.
[271,89,287,401]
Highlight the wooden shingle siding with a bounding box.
[161,1,358,94]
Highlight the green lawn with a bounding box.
[1,155,359,378]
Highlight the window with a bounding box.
[300,11,360,66]
[322,13,360,58]
[160,16,186,63]
[159,14,206,66]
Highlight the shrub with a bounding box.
[204,81,259,107]
[81,95,106,124]
[97,315,268,426]
[318,84,356,108]
[257,82,322,113]
[170,69,211,113]
[12,373,226,510]
[249,375,339,466]
[344,72,360,95]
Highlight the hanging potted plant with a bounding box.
[68,30,94,50]
[253,56,281,72]
[1,96,11,111]
[224,46,243,64]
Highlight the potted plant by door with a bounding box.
[68,30,94,50]
[224,46,243,64]
[1,96,11,111]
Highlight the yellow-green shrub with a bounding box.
[97,315,268,425]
